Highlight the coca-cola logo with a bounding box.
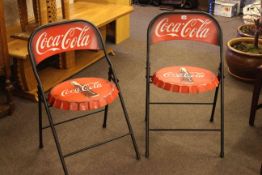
[155,16,211,39]
[35,26,91,55]
[151,14,218,45]
[61,81,102,97]
[163,71,205,78]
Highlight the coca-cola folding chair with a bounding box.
[145,12,224,158]
[28,19,140,175]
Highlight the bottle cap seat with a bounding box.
[152,66,219,93]
[48,77,119,111]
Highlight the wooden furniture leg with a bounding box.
[115,14,130,44]
[17,0,40,32]
[61,0,70,19]
[33,0,40,24]
[17,0,28,32]
[0,0,14,117]
[249,65,262,126]
[39,0,48,24]
[46,0,57,22]
[107,14,131,44]
[0,78,14,118]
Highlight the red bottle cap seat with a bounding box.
[48,77,119,111]
[152,66,219,93]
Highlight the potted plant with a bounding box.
[238,1,261,37]
[237,24,257,37]
[226,18,262,82]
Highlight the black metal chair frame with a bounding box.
[260,163,262,175]
[145,11,224,158]
[249,65,262,175]
[249,65,262,126]
[28,19,140,175]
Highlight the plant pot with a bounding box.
[237,24,256,37]
[226,37,262,82]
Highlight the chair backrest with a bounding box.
[146,11,223,75]
[147,11,222,46]
[28,19,104,65]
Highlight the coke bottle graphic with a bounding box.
[180,67,193,82]
[70,81,98,97]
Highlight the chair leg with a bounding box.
[103,68,112,128]
[145,82,150,158]
[118,92,140,160]
[220,79,224,158]
[210,85,219,122]
[42,98,69,175]
[249,78,262,126]
[103,105,109,128]
[260,163,262,175]
[38,90,43,149]
[145,101,150,158]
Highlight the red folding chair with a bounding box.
[145,11,224,158]
[28,19,140,175]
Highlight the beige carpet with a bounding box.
[0,5,261,175]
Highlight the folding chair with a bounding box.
[28,19,140,175]
[145,11,224,158]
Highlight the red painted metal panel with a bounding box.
[48,77,119,111]
[152,66,219,93]
[150,14,219,45]
[32,21,101,64]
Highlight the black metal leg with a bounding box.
[210,85,219,122]
[38,90,43,149]
[145,81,150,158]
[220,78,224,158]
[145,103,150,158]
[41,95,69,175]
[103,105,109,128]
[103,68,112,128]
[260,163,262,175]
[118,92,140,160]
[249,77,262,126]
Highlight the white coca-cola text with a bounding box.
[163,71,205,78]
[155,16,211,39]
[36,26,91,55]
[61,81,102,97]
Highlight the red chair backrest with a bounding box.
[28,20,103,65]
[148,12,222,46]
